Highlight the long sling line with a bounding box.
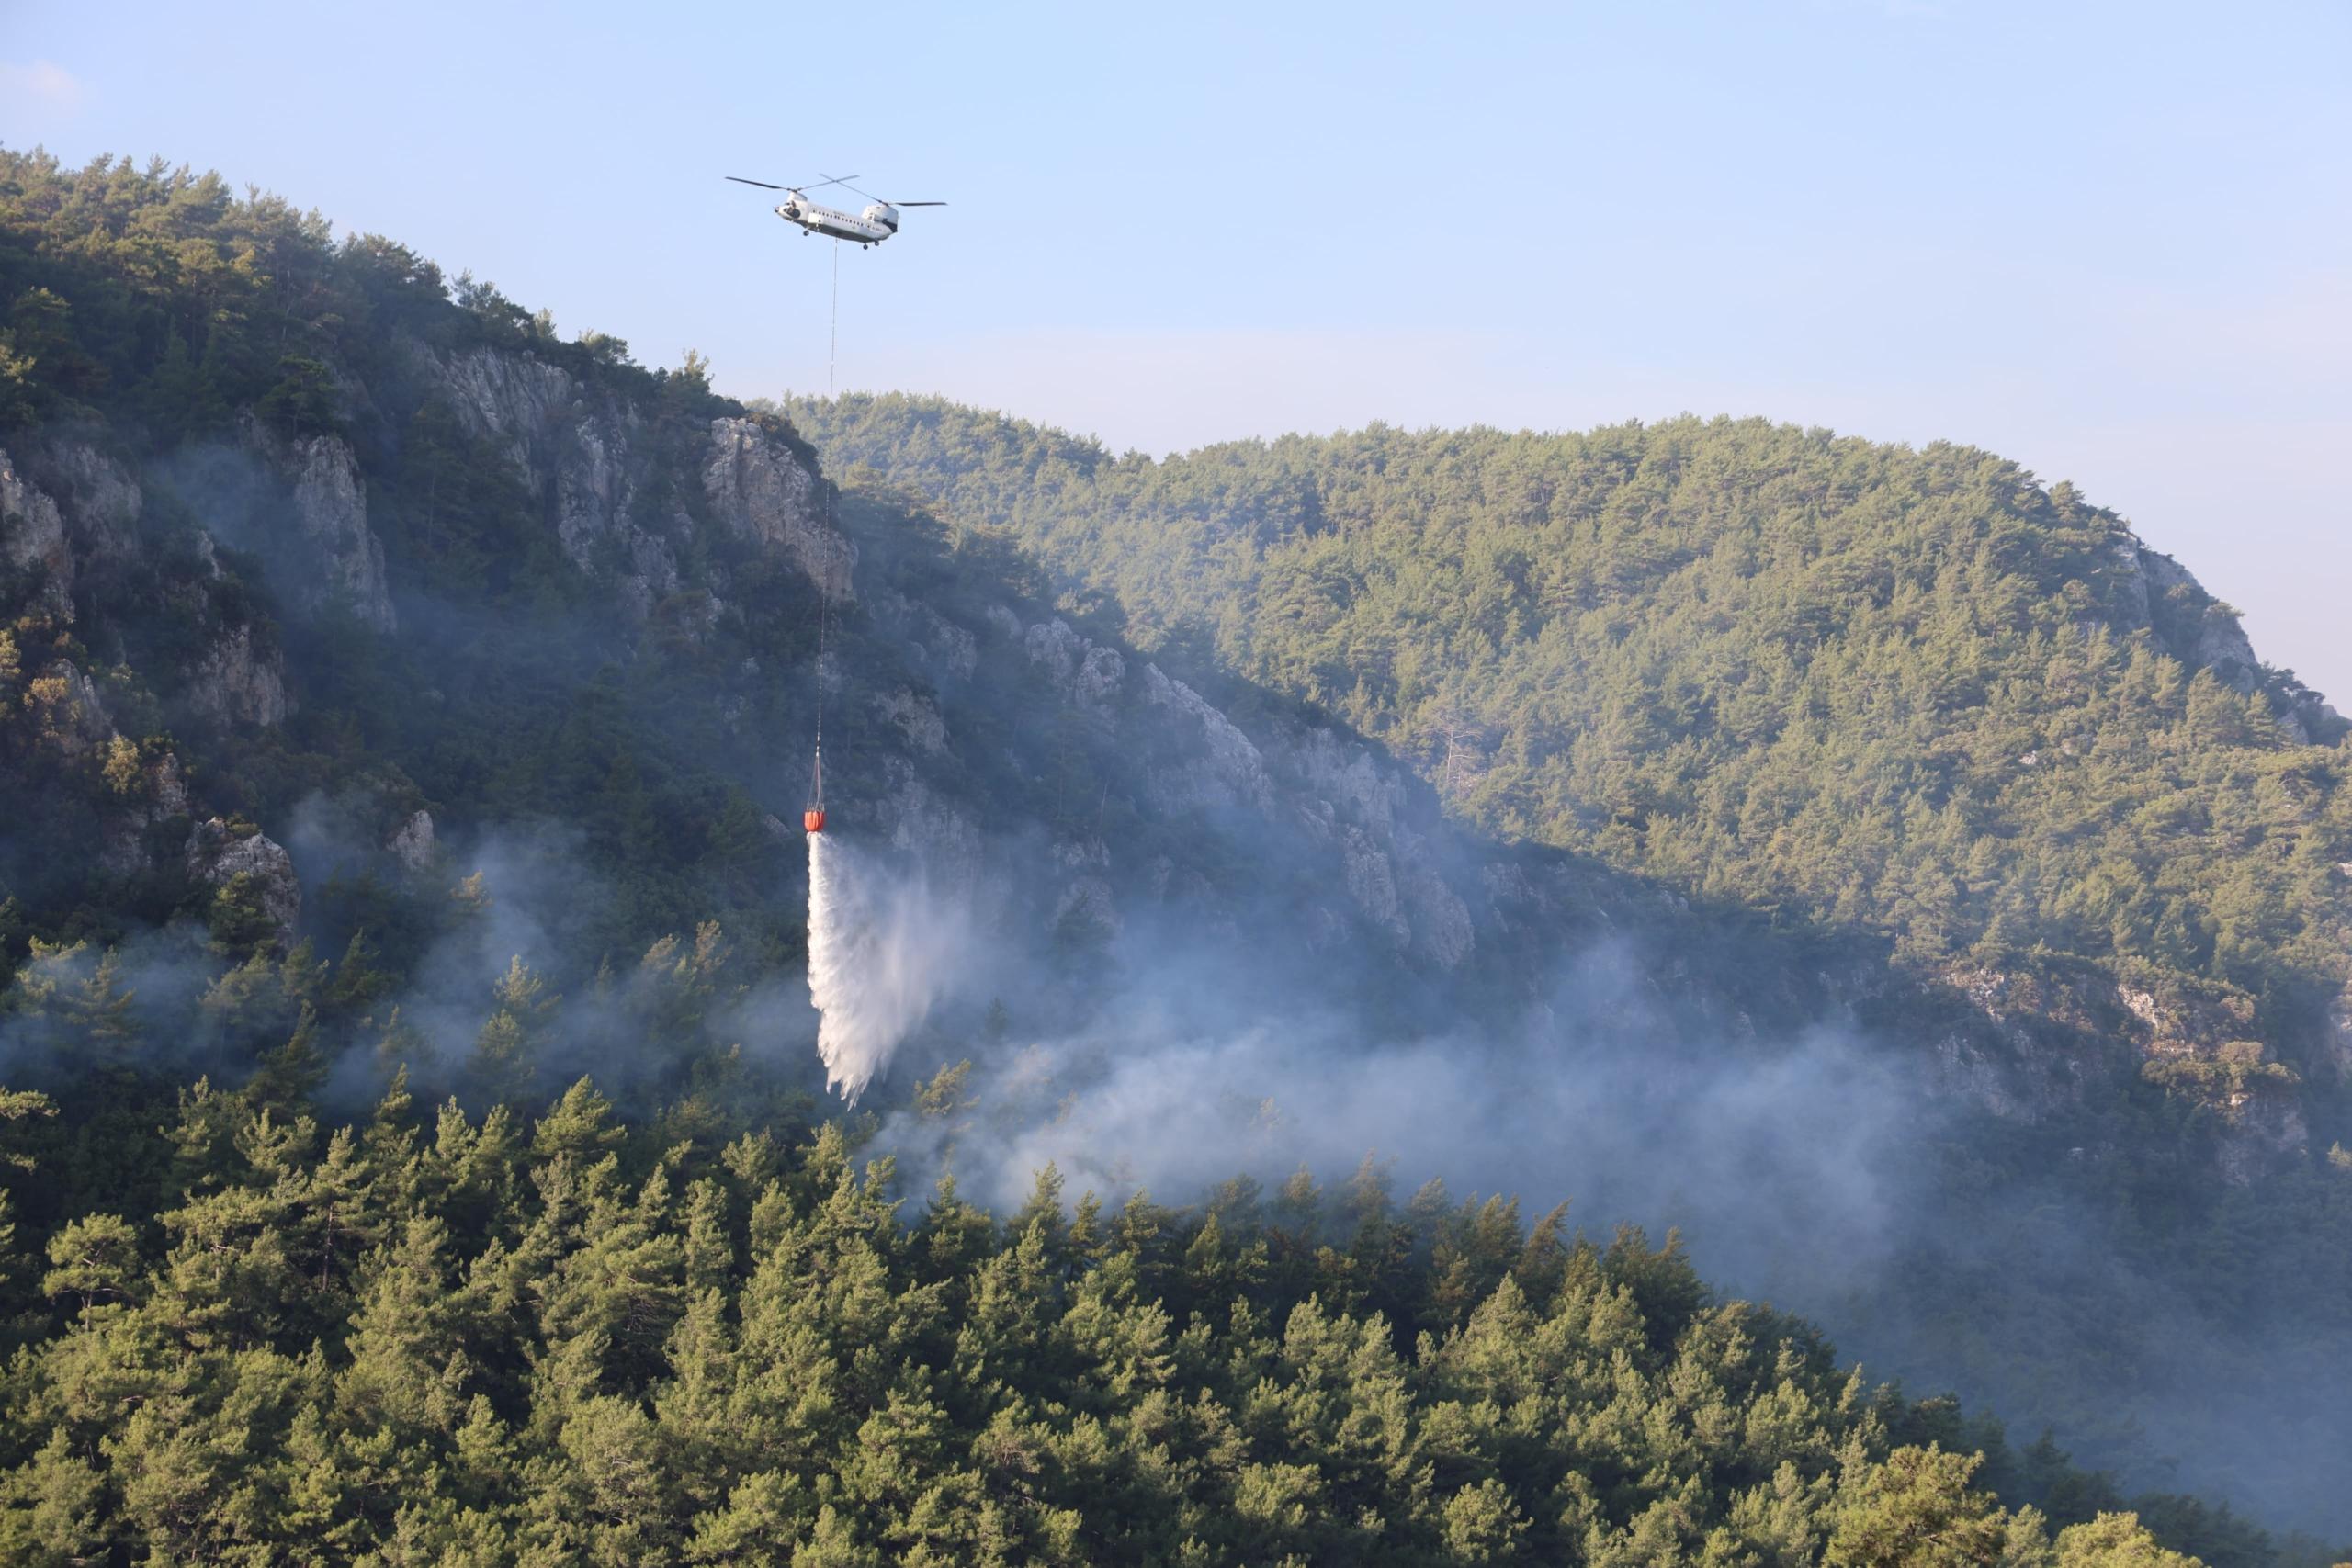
[809,238,847,815]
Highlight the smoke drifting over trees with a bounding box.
[1,150,2348,1559]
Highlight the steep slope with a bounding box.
[0,1077,2295,1566]
[5,152,2352,1541]
[784,400,2352,1528]
[792,395,2352,1136]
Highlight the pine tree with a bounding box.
[469,957,559,1107]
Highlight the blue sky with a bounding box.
[5,0,2345,701]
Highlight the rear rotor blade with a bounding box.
[726,176,785,190]
[813,171,947,208]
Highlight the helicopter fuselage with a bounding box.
[775,195,899,245]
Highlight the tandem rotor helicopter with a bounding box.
[729,168,946,833]
[726,171,945,248]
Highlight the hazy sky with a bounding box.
[5,1,2345,700]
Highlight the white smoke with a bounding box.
[805,832,967,1102]
[876,1002,1913,1302]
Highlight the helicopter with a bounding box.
[726,172,945,248]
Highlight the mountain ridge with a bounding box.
[4,149,2352,1546]
[788,392,2351,1100]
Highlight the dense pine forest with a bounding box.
[787,396,2349,1018]
[774,400,2352,1545]
[4,147,2350,1562]
[0,1065,2286,1565]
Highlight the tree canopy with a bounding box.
[791,394,2350,1030]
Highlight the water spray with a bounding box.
[805,833,963,1103]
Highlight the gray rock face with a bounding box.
[2103,533,2342,740]
[549,413,683,625]
[618,535,686,626]
[1052,874,1119,941]
[553,414,626,558]
[99,752,192,875]
[144,753,191,820]
[1138,664,1275,815]
[386,808,437,873]
[876,687,948,755]
[3,440,146,622]
[17,652,192,875]
[1023,619,1126,721]
[1396,844,1476,966]
[187,624,290,728]
[240,419,395,630]
[0,446,74,618]
[1917,957,2328,1183]
[1265,724,1475,966]
[2114,978,2254,1054]
[2325,991,2352,1081]
[2217,1091,2309,1185]
[916,608,978,681]
[433,344,580,477]
[1339,824,1408,945]
[879,760,986,895]
[2103,536,2154,626]
[30,660,115,759]
[963,606,1478,966]
[704,417,854,602]
[2130,546,2262,681]
[423,344,684,622]
[186,817,301,947]
[32,440,142,560]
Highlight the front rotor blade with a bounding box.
[726,176,785,190]
[890,201,947,207]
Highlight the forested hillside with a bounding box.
[791,395,2351,1098]
[0,1071,2287,1565]
[4,147,2351,1561]
[774,405,2352,1539]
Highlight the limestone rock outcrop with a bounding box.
[0,446,74,618]
[1137,664,1274,816]
[432,344,580,477]
[387,808,437,873]
[240,417,395,630]
[186,817,301,948]
[940,605,1478,968]
[2109,535,2342,740]
[26,660,116,759]
[704,417,854,601]
[28,439,141,564]
[417,350,854,625]
[187,624,290,728]
[424,344,681,621]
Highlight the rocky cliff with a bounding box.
[237,416,396,632]
[2112,535,2342,743]
[0,336,2326,1186]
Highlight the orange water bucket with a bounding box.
[804,808,826,834]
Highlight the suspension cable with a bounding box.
[812,479,830,809]
[812,238,842,813]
